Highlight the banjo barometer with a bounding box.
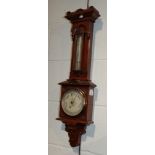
[56,4,100,147]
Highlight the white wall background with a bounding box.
[48,0,107,154]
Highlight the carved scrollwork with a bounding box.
[65,124,86,147]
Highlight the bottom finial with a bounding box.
[65,124,86,147]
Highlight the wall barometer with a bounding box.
[56,4,100,148]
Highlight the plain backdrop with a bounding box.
[0,0,155,155]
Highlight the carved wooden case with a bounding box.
[57,6,100,147]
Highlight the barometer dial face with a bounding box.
[61,89,85,116]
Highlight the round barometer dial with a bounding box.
[61,89,86,116]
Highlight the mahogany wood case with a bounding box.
[56,6,100,147]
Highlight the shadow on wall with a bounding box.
[92,18,104,58]
[91,18,104,106]
[91,18,104,79]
